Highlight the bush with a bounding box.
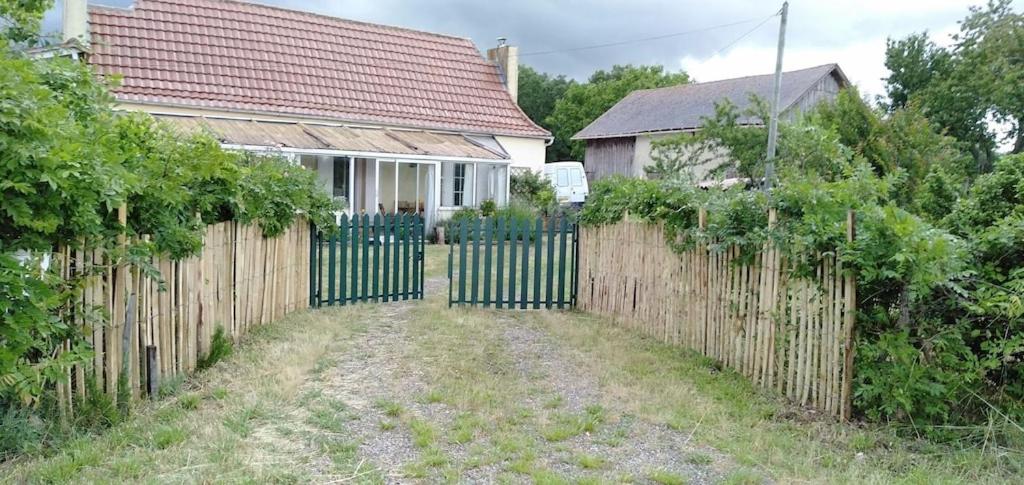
[479,199,497,217]
[493,202,538,240]
[196,326,233,372]
[0,42,339,415]
[510,170,556,214]
[442,208,479,243]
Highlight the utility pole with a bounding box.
[764,1,788,191]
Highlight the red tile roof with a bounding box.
[88,0,549,138]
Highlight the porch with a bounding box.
[299,156,510,231]
[153,115,513,229]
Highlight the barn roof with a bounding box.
[87,0,549,138]
[573,64,848,140]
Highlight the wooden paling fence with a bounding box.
[577,210,856,419]
[53,219,311,412]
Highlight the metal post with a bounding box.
[347,156,355,213]
[373,159,380,213]
[764,1,788,190]
[393,161,399,214]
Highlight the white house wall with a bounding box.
[496,135,546,172]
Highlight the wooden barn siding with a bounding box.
[785,74,843,121]
[583,137,635,182]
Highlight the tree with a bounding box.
[0,0,52,44]
[957,0,1024,154]
[882,33,953,111]
[516,65,575,161]
[882,1,1024,171]
[545,65,689,160]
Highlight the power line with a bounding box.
[711,11,780,57]
[520,14,779,57]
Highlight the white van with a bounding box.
[543,161,589,205]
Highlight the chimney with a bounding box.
[487,38,519,103]
[62,0,89,44]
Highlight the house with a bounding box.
[572,64,849,181]
[59,0,550,229]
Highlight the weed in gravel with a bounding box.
[543,395,565,409]
[420,388,446,404]
[409,417,439,449]
[542,405,606,442]
[648,468,688,485]
[531,467,571,484]
[309,404,350,433]
[722,467,761,485]
[575,453,606,469]
[378,419,396,431]
[374,399,404,418]
[686,451,714,465]
[449,413,485,444]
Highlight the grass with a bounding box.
[0,297,381,482]
[4,245,1022,483]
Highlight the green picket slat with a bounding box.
[508,219,518,308]
[309,222,317,307]
[339,215,348,305]
[327,230,337,306]
[316,228,324,307]
[382,215,391,302]
[482,218,493,307]
[392,215,400,301]
[373,214,381,302]
[571,222,579,307]
[545,217,555,309]
[420,216,426,298]
[402,214,411,300]
[470,218,480,306]
[533,218,542,309]
[520,219,529,309]
[361,214,369,302]
[412,216,421,300]
[557,217,568,309]
[350,214,358,304]
[458,219,468,305]
[447,217,454,307]
[495,218,506,309]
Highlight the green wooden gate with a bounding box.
[309,213,425,307]
[448,216,578,309]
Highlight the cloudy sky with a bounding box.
[44,0,1008,100]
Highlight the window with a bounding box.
[442,162,475,207]
[452,163,466,206]
[299,154,318,171]
[569,169,583,186]
[332,157,349,198]
[556,168,569,187]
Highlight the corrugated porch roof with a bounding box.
[155,115,510,160]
